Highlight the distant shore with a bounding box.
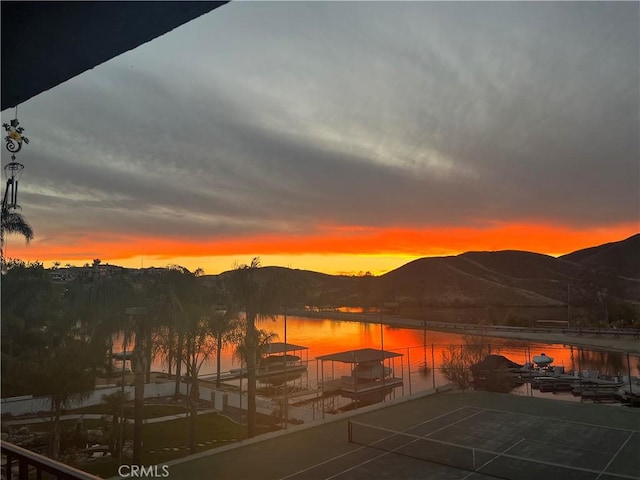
[431,326,640,355]
[293,311,640,354]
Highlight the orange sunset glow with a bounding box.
[2,2,638,280]
[4,221,638,275]
[2,4,640,479]
[148,316,639,379]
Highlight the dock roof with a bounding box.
[316,348,403,363]
[264,342,308,354]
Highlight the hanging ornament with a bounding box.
[3,118,29,154]
[2,111,28,212]
[3,158,24,210]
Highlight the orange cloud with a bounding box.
[5,221,637,272]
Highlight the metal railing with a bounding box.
[1,441,102,480]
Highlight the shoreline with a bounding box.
[429,327,640,355]
[294,311,640,355]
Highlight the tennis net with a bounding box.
[347,421,636,480]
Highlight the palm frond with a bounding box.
[1,210,34,244]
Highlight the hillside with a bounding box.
[198,234,639,308]
[378,256,565,307]
[560,234,640,279]
[203,267,362,306]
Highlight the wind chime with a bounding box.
[1,111,30,271]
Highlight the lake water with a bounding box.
[137,315,639,406]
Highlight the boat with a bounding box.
[537,376,575,392]
[351,361,392,382]
[580,390,619,403]
[261,354,301,367]
[203,342,308,383]
[616,377,640,406]
[257,342,308,379]
[571,375,625,396]
[317,348,404,400]
[532,353,554,367]
[531,368,576,390]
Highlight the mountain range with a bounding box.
[208,234,640,308]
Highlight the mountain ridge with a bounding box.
[560,233,640,278]
[205,234,639,308]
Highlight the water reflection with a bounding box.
[114,315,638,405]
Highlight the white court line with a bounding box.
[322,409,486,480]
[313,406,640,480]
[278,405,479,480]
[459,435,640,480]
[414,408,485,439]
[445,419,614,457]
[595,431,636,480]
[460,408,640,479]
[479,405,640,434]
[322,446,396,480]
[464,437,526,479]
[474,406,638,459]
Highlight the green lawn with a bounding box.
[78,413,277,478]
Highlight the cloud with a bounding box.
[3,1,638,268]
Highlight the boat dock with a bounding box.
[317,348,405,403]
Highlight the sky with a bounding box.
[1,1,638,276]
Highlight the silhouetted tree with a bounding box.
[227,258,282,437]
[148,266,198,397]
[64,270,136,370]
[33,337,98,459]
[1,210,33,246]
[209,305,240,387]
[179,305,216,454]
[440,336,492,391]
[1,260,61,395]
[101,390,130,457]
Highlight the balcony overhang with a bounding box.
[1,1,229,110]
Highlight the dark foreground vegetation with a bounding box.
[1,234,638,469]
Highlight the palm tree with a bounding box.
[209,304,240,387]
[1,209,33,269]
[145,266,219,454]
[60,267,143,464]
[35,337,98,459]
[182,305,218,454]
[101,390,130,457]
[150,268,221,454]
[147,266,198,398]
[233,327,279,366]
[227,258,282,437]
[63,270,136,376]
[1,209,33,244]
[126,306,149,465]
[1,261,112,459]
[1,260,66,394]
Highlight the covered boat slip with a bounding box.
[199,342,309,383]
[259,342,309,373]
[317,348,404,399]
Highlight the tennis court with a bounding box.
[164,392,640,480]
[343,407,639,480]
